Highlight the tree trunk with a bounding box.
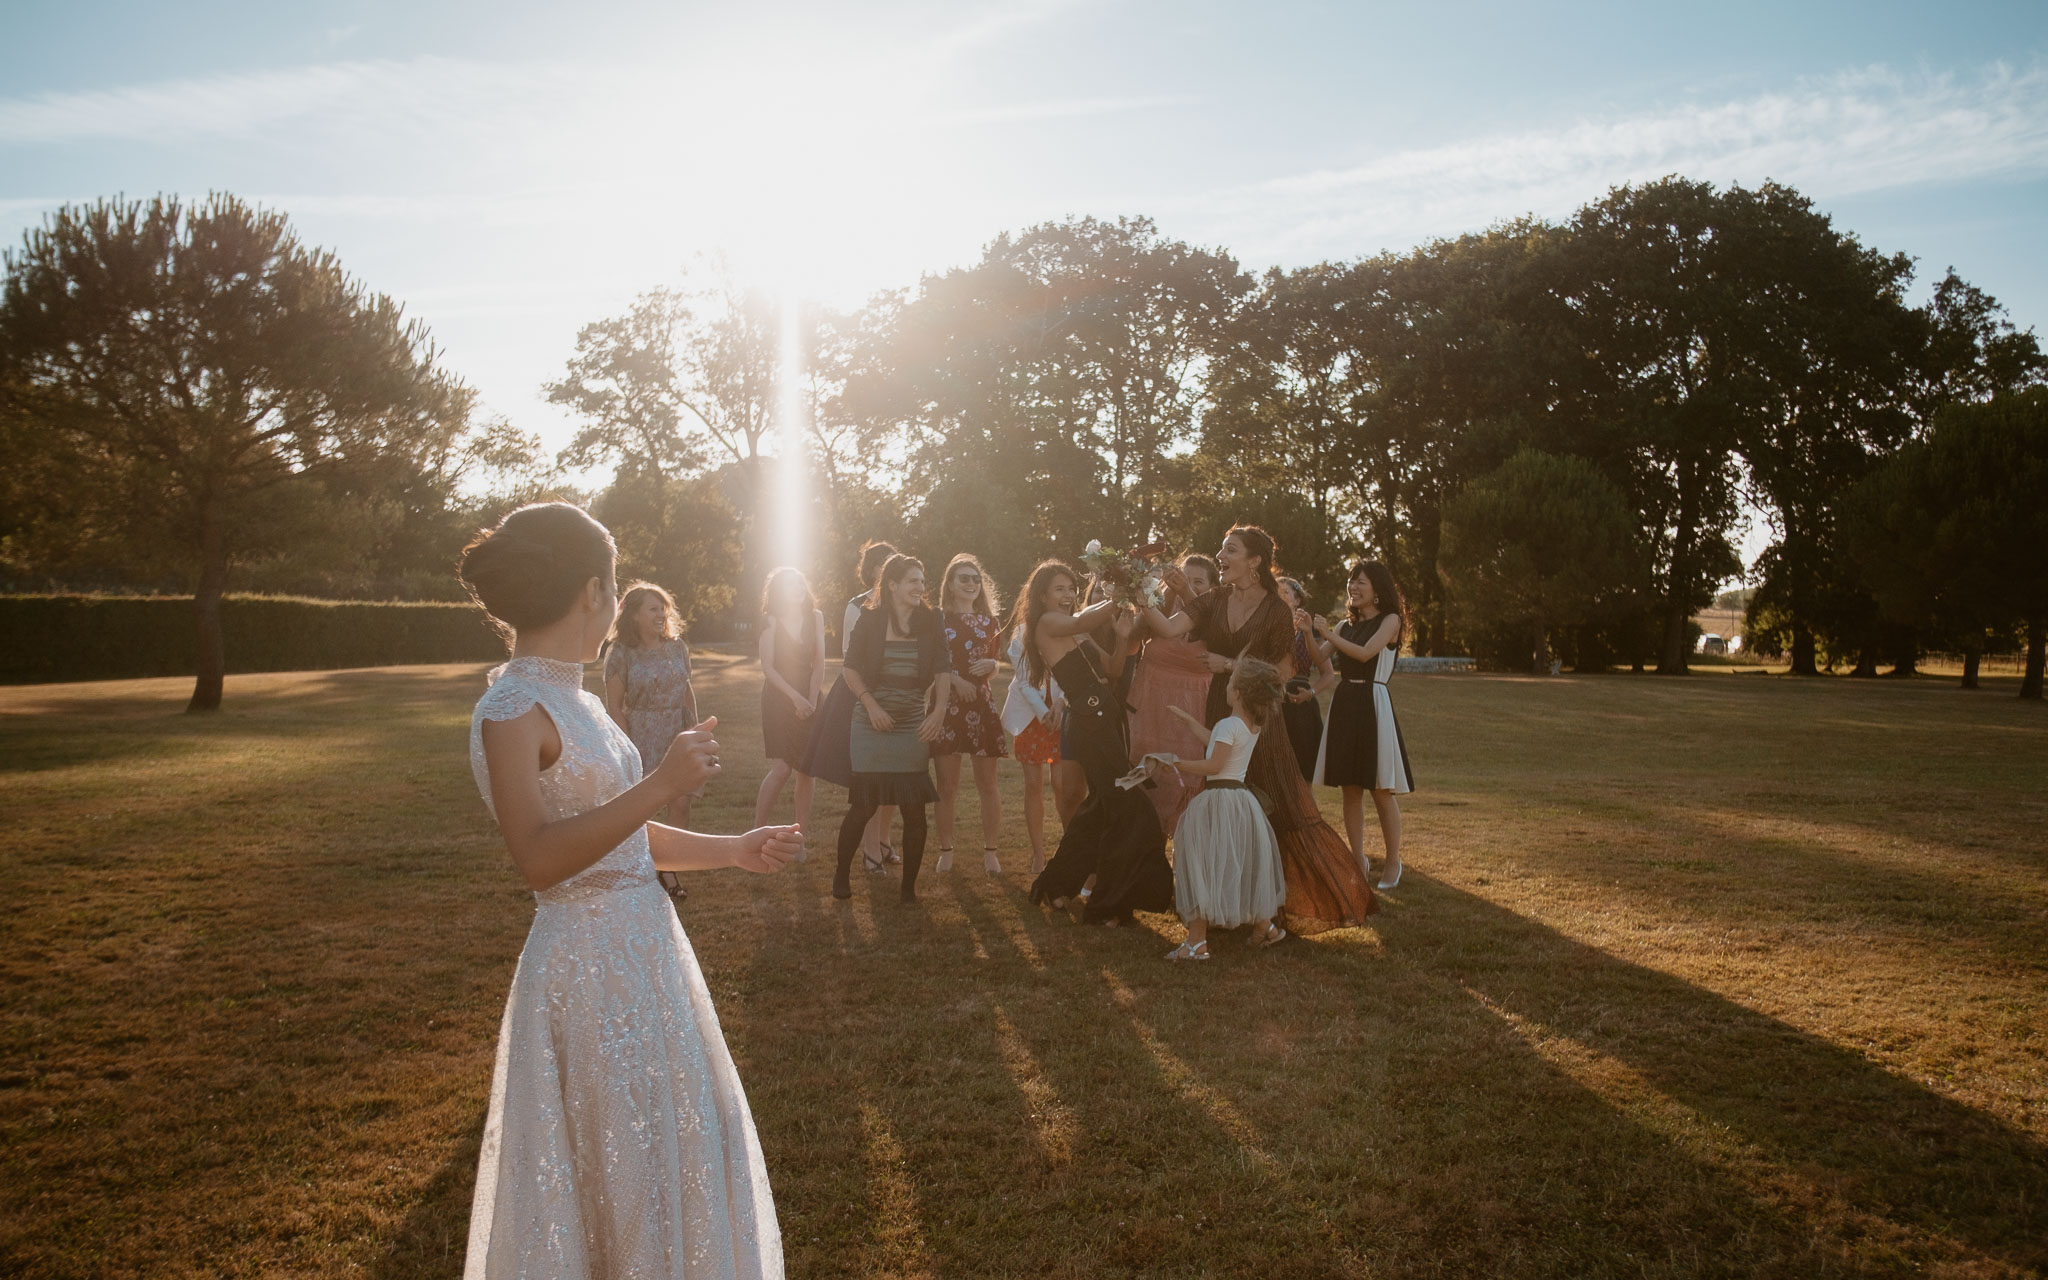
[1961,646,1980,690]
[2022,617,2044,701]
[187,494,228,713]
[1790,622,1818,676]
[1531,619,1548,675]
[1850,648,1879,678]
[1657,462,1698,675]
[1888,634,1919,678]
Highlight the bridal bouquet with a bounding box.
[1080,539,1174,609]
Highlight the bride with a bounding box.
[460,501,799,1279]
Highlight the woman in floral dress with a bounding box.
[931,554,1010,875]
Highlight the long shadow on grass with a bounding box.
[1365,874,2048,1272]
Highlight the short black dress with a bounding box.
[760,613,817,765]
[1313,614,1415,793]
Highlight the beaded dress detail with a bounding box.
[466,656,782,1279]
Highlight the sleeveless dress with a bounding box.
[1028,645,1174,923]
[603,638,695,768]
[1279,629,1326,782]
[934,611,1009,758]
[1125,630,1212,836]
[797,594,869,788]
[466,657,781,1279]
[1184,587,1378,934]
[1172,716,1285,928]
[846,640,939,806]
[760,614,817,766]
[1314,614,1415,793]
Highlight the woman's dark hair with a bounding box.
[1010,559,1079,686]
[1348,559,1407,635]
[613,582,684,648]
[1225,524,1280,593]
[459,502,616,641]
[869,554,928,628]
[1179,553,1219,592]
[857,540,898,588]
[1230,657,1286,731]
[759,566,817,620]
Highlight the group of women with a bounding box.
[456,500,1419,1274]
[739,525,1417,944]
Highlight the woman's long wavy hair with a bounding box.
[1010,559,1079,686]
[938,552,1002,619]
[612,581,683,648]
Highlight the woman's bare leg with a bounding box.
[1342,785,1368,878]
[1053,760,1085,826]
[974,755,1002,866]
[1021,764,1047,872]
[755,760,792,827]
[1371,788,1402,885]
[794,770,815,831]
[933,753,963,860]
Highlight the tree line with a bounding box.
[3,181,2043,711]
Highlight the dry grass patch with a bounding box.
[2,658,2043,1277]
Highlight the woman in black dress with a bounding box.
[1305,560,1414,890]
[756,567,825,831]
[1022,560,1173,925]
[802,539,901,868]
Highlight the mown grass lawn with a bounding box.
[2,656,2044,1278]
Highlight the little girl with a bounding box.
[461,501,800,1277]
[1158,658,1289,959]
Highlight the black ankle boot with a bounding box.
[833,846,854,900]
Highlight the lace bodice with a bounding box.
[470,656,659,904]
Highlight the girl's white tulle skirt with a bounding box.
[1172,787,1286,927]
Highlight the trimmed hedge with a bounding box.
[0,594,506,685]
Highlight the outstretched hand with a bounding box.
[1160,566,1190,603]
[654,716,721,798]
[734,824,803,873]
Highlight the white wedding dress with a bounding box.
[466,656,782,1279]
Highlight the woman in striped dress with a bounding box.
[1306,560,1414,890]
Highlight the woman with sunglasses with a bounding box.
[931,553,1009,876]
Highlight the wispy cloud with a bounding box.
[1198,62,2048,260]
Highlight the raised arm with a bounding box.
[1319,614,1401,664]
[481,706,719,892]
[1036,596,1120,639]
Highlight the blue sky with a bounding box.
[5,0,2046,502]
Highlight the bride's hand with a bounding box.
[654,717,720,797]
[734,824,802,873]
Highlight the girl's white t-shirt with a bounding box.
[1206,715,1258,783]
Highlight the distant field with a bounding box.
[2,658,2043,1278]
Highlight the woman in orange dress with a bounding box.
[1125,553,1219,836]
[1147,526,1377,934]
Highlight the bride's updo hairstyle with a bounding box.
[460,502,617,639]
